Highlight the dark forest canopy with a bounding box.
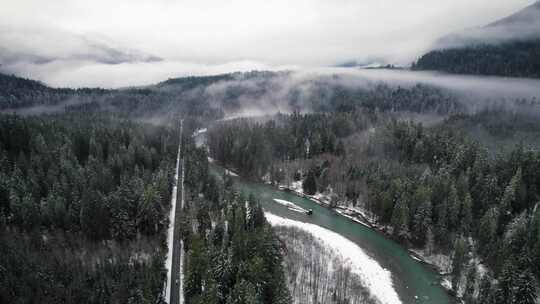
[0,71,465,128]
[413,1,540,78]
[0,112,177,303]
[413,39,540,78]
[207,109,540,303]
[1,69,540,303]
[0,111,291,304]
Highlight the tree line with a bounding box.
[179,135,291,304]
[413,39,540,78]
[0,112,178,303]
[206,109,540,303]
[207,112,368,179]
[366,120,540,303]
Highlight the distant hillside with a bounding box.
[0,73,106,109]
[413,1,540,78]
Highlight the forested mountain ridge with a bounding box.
[0,71,464,120]
[413,39,540,78]
[413,1,540,78]
[0,73,107,109]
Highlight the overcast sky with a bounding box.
[0,0,535,87]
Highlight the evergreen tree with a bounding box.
[391,200,410,241]
[302,171,317,195]
[463,267,477,304]
[451,236,467,292]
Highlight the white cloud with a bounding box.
[2,59,297,88]
[0,0,536,87]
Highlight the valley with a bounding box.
[2,2,540,303]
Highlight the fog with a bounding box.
[309,68,540,99]
[1,0,536,88]
[435,1,540,49]
[4,65,540,121]
[196,68,540,118]
[2,59,295,89]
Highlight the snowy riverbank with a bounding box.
[274,183,460,295]
[273,198,312,214]
[266,212,402,304]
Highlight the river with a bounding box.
[209,164,453,304]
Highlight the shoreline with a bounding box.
[211,162,459,302]
[274,183,459,301]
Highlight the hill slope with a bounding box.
[413,1,540,78]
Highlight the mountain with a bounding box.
[488,1,540,30]
[413,1,540,78]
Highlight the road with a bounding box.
[166,120,185,304]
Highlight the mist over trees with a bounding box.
[413,1,540,79]
[207,101,540,303]
[413,39,540,78]
[2,2,540,304]
[2,69,540,304]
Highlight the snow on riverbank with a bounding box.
[266,212,402,304]
[224,168,239,177]
[273,199,311,214]
[276,182,457,281]
[192,128,207,136]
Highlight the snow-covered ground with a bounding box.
[192,128,207,136]
[409,248,452,274]
[164,152,180,302]
[276,181,460,281]
[179,240,184,304]
[273,199,311,214]
[278,181,334,208]
[224,168,239,177]
[335,208,372,228]
[274,224,378,304]
[266,212,402,304]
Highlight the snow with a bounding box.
[410,255,423,263]
[335,209,372,228]
[179,240,184,304]
[178,130,185,304]
[224,168,239,177]
[409,248,452,275]
[475,260,488,278]
[266,212,402,304]
[164,120,185,304]
[164,152,180,302]
[441,278,452,291]
[273,198,311,214]
[290,180,303,193]
[278,181,335,209]
[193,128,207,136]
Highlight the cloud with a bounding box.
[434,1,540,49]
[1,0,536,84]
[302,68,540,100]
[165,68,540,120]
[0,26,161,66]
[0,59,296,88]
